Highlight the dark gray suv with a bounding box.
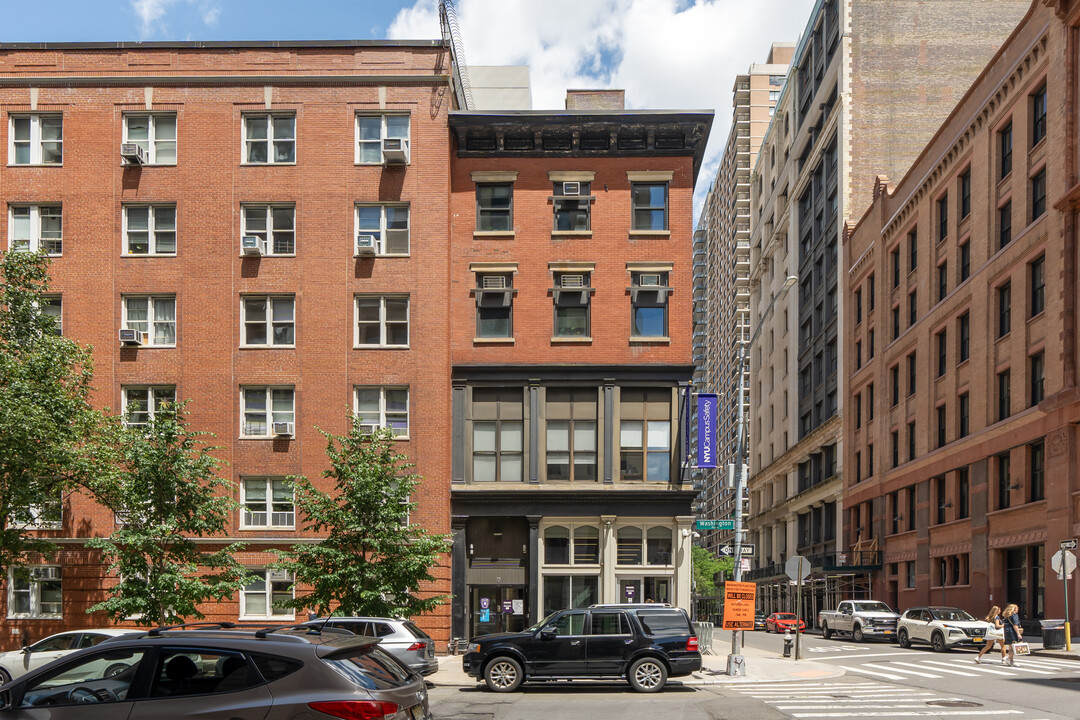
[0,623,432,720]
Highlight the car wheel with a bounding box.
[484,657,523,693]
[628,657,668,693]
[103,663,130,678]
[931,632,948,653]
[853,625,864,642]
[0,667,10,685]
[822,623,832,640]
[897,629,911,649]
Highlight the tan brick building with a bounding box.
[844,0,1080,627]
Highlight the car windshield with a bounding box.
[930,608,976,622]
[526,612,561,633]
[775,613,795,618]
[855,602,893,613]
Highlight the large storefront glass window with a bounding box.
[646,527,673,565]
[617,527,643,564]
[574,526,599,564]
[543,575,598,615]
[544,524,599,565]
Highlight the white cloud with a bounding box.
[130,0,222,39]
[388,0,812,219]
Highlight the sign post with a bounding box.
[1054,542,1077,651]
[785,556,810,661]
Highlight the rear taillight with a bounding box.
[406,641,425,651]
[687,636,699,652]
[309,700,400,720]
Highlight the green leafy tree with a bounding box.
[0,250,99,578]
[86,402,251,626]
[692,545,731,596]
[274,421,451,619]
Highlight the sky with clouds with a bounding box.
[1,0,814,217]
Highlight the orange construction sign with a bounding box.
[721,580,757,630]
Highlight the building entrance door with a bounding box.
[617,577,671,604]
[470,585,527,636]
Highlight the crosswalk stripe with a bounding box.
[777,704,963,711]
[769,698,960,704]
[992,662,1055,675]
[861,662,942,678]
[835,664,907,680]
[1018,657,1079,670]
[889,660,977,677]
[922,659,1014,676]
[790,711,1023,718]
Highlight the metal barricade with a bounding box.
[693,621,716,655]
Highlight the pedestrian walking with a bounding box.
[1001,603,1023,666]
[305,606,318,621]
[975,605,1005,663]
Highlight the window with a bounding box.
[546,388,597,481]
[355,295,409,347]
[998,370,1011,421]
[909,289,917,327]
[999,123,1013,178]
[243,113,295,164]
[646,526,674,565]
[241,387,294,437]
[998,283,1012,337]
[959,242,970,281]
[855,451,862,483]
[868,274,876,310]
[16,647,146,709]
[123,113,176,164]
[149,648,260,698]
[123,205,176,255]
[907,352,917,396]
[867,383,875,420]
[13,488,62,530]
[476,183,513,231]
[937,405,947,448]
[241,477,294,528]
[855,341,862,368]
[543,578,597,614]
[40,295,62,335]
[474,273,514,338]
[907,561,916,588]
[630,271,669,338]
[240,569,293,618]
[1032,168,1047,220]
[908,486,917,531]
[356,114,410,164]
[242,204,295,256]
[7,566,62,618]
[867,443,874,477]
[997,453,1011,510]
[868,328,875,358]
[937,262,948,302]
[891,365,900,406]
[908,421,916,462]
[999,201,1012,249]
[1030,351,1045,405]
[770,74,785,86]
[960,169,971,219]
[355,386,409,437]
[544,525,600,564]
[908,228,917,271]
[552,272,591,338]
[1030,255,1045,316]
[937,194,948,242]
[957,468,970,519]
[472,388,523,482]
[9,205,62,255]
[892,306,900,340]
[958,392,969,437]
[1032,84,1047,145]
[855,288,863,323]
[356,204,409,256]
[958,312,970,362]
[123,295,176,346]
[936,329,947,376]
[620,387,671,482]
[553,181,592,231]
[122,385,176,427]
[591,611,629,635]
[890,246,901,288]
[242,296,295,347]
[631,182,668,231]
[936,476,947,525]
[1029,441,1045,502]
[891,430,899,468]
[9,114,62,165]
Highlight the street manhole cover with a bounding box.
[926,701,982,708]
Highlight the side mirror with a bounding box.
[18,647,29,654]
[539,629,556,641]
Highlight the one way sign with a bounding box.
[720,544,755,557]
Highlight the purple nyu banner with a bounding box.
[697,393,718,468]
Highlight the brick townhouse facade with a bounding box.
[844,0,1080,627]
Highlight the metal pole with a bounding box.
[727,340,748,677]
[795,558,804,660]
[1064,562,1072,652]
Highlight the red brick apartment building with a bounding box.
[444,99,712,641]
[0,40,457,649]
[844,0,1080,627]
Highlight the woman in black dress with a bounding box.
[1001,603,1022,666]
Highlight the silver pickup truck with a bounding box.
[818,600,900,642]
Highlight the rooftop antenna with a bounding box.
[439,0,474,110]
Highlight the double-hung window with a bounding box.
[9,114,62,165]
[998,282,1012,336]
[355,295,408,347]
[631,182,668,231]
[958,312,970,362]
[242,204,295,256]
[545,388,597,481]
[1032,168,1047,220]
[552,272,591,338]
[552,181,592,231]
[937,194,948,242]
[1030,255,1045,316]
[355,204,409,256]
[241,477,294,529]
[472,388,524,482]
[123,205,176,255]
[243,113,295,164]
[998,370,1011,421]
[122,385,176,427]
[123,114,177,164]
[1030,351,1045,405]
[630,271,669,338]
[241,387,294,438]
[960,169,971,219]
[240,569,293,619]
[1032,84,1047,145]
[474,273,515,338]
[999,123,1013,178]
[40,295,62,335]
[7,566,62,618]
[123,295,176,346]
[13,487,62,530]
[476,184,513,231]
[242,296,295,347]
[620,388,671,482]
[355,386,409,437]
[999,201,1012,249]
[356,114,410,164]
[9,205,62,255]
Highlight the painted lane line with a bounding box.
[835,664,907,680]
[790,711,1024,718]
[888,660,978,677]
[860,662,941,678]
[921,659,1014,676]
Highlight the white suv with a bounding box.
[896,606,991,652]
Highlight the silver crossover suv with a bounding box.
[0,622,432,720]
[305,617,439,676]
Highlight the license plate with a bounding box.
[882,630,891,634]
[973,636,984,642]
[410,705,425,720]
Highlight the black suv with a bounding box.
[462,604,701,693]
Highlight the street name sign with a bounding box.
[696,519,735,530]
[719,544,755,556]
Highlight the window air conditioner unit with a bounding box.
[272,421,294,437]
[639,274,662,287]
[119,328,144,346]
[241,235,265,256]
[381,137,409,164]
[358,423,379,436]
[355,234,378,257]
[482,275,507,290]
[32,567,61,581]
[560,274,585,288]
[120,142,146,164]
[267,569,291,582]
[562,181,581,196]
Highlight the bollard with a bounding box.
[783,629,793,658]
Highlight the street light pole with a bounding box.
[727,275,798,677]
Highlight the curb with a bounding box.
[1032,649,1080,661]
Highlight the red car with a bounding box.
[766,612,807,633]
